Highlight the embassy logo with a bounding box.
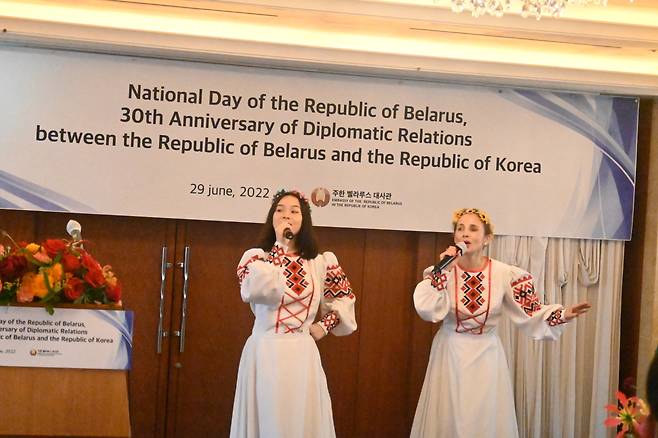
[311,187,331,208]
[28,349,62,357]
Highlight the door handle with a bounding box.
[177,246,191,353]
[156,246,172,354]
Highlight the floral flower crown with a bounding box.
[272,189,311,211]
[452,207,494,234]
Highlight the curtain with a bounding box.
[489,236,623,438]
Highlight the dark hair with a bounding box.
[258,190,319,259]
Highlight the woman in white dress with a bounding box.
[411,208,590,438]
[230,189,357,438]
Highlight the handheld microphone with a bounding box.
[66,220,83,248]
[283,228,294,240]
[432,241,467,274]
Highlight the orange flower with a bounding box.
[31,272,49,298]
[24,243,39,254]
[46,263,64,288]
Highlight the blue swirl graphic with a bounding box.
[500,90,637,240]
[0,169,94,212]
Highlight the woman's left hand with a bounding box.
[310,323,326,342]
[564,302,591,321]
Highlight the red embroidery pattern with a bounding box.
[511,275,542,317]
[547,309,566,326]
[266,244,286,267]
[454,260,492,335]
[236,255,261,286]
[461,271,485,313]
[276,256,314,333]
[425,270,448,291]
[324,265,354,299]
[276,288,314,333]
[320,311,340,332]
[283,256,309,295]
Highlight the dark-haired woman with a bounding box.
[411,208,590,438]
[230,190,356,438]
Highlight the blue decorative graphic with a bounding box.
[0,169,93,212]
[500,90,637,240]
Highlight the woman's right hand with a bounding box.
[274,220,293,245]
[438,246,460,270]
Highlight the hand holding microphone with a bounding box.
[275,221,295,243]
[432,241,467,274]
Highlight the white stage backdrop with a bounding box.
[0,47,638,240]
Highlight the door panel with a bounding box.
[354,230,423,437]
[166,220,260,438]
[315,226,365,438]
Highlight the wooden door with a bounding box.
[164,220,260,437]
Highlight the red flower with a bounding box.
[80,252,100,270]
[63,277,84,301]
[42,239,67,257]
[0,255,29,281]
[61,253,81,273]
[84,266,106,288]
[106,281,122,302]
[80,252,105,287]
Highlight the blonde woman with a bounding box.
[411,208,590,438]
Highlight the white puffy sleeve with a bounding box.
[502,265,568,340]
[413,265,453,323]
[317,251,357,337]
[236,243,287,306]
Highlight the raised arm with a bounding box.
[502,265,589,340]
[236,243,287,306]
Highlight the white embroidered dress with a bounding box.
[411,258,569,438]
[230,242,356,438]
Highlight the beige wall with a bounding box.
[633,98,658,398]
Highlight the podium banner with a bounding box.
[0,307,133,370]
[0,46,638,239]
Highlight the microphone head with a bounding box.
[456,241,468,254]
[283,228,294,240]
[66,220,82,238]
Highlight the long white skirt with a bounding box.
[230,331,336,438]
[410,329,519,438]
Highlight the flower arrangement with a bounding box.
[605,390,650,437]
[0,230,121,314]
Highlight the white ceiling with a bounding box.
[0,0,656,94]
